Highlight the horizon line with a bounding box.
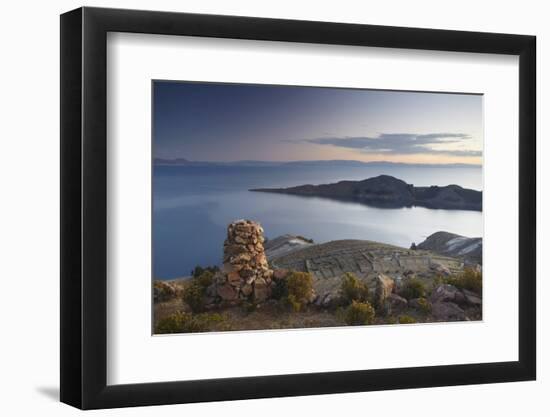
[153,157,482,167]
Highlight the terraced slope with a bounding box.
[267,238,465,295]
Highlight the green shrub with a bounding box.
[182,269,217,312]
[285,271,314,312]
[191,265,219,278]
[340,272,369,304]
[344,301,375,325]
[400,278,426,300]
[204,312,224,324]
[286,294,302,312]
[415,297,432,314]
[195,270,215,288]
[398,315,417,324]
[446,268,482,294]
[271,277,288,300]
[182,281,206,312]
[156,312,224,334]
[156,312,189,333]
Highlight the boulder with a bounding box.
[432,302,466,321]
[388,293,408,314]
[217,283,238,301]
[430,284,461,304]
[430,262,451,276]
[430,284,482,310]
[454,291,467,305]
[462,289,482,307]
[227,271,241,286]
[316,291,341,308]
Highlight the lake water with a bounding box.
[153,164,483,279]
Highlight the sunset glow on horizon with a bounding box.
[154,81,483,166]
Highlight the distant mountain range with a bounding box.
[251,174,482,211]
[153,158,481,169]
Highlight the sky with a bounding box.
[153,81,483,165]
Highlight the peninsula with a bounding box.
[250,175,482,211]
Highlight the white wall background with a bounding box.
[0,0,545,415]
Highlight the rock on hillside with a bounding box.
[416,231,482,265]
[251,175,482,211]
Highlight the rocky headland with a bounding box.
[415,231,482,265]
[250,175,482,211]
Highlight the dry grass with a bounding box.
[154,301,345,333]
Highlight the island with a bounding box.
[250,175,482,211]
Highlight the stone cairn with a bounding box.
[213,220,274,303]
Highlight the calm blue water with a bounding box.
[153,164,483,279]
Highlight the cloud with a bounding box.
[305,133,481,157]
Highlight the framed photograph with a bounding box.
[60,6,536,409]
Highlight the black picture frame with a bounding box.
[60,6,536,410]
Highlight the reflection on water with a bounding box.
[154,165,483,279]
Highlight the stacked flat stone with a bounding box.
[215,220,273,303]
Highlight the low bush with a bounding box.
[155,312,225,334]
[398,315,417,324]
[340,272,369,304]
[182,269,216,312]
[182,281,206,312]
[156,312,189,333]
[415,297,432,314]
[286,294,302,312]
[285,271,314,312]
[344,301,375,325]
[191,265,219,279]
[446,268,482,294]
[195,270,215,288]
[270,277,288,300]
[399,278,426,300]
